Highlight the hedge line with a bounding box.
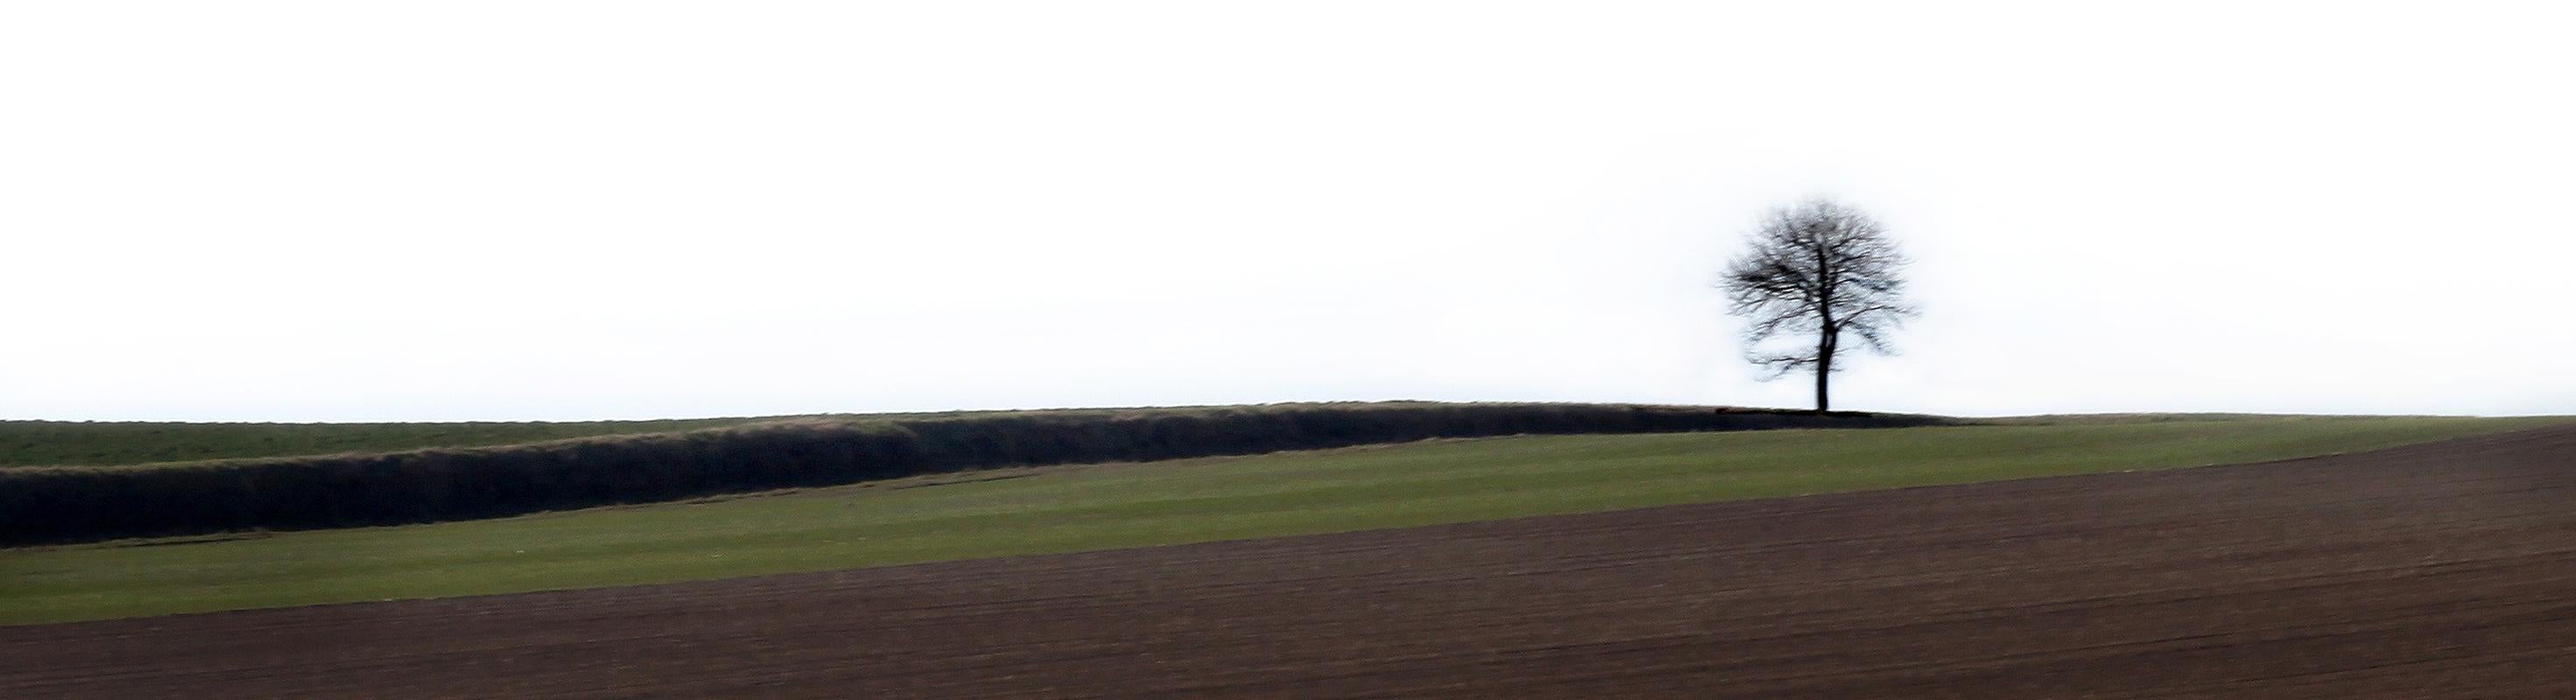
[0,402,1947,545]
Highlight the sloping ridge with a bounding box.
[9,424,2573,698]
[0,402,1945,545]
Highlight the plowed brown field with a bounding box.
[9,426,2576,698]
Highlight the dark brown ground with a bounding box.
[9,426,2576,699]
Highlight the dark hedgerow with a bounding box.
[0,402,1947,546]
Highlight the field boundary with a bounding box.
[0,402,1946,545]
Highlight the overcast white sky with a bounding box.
[5,2,2572,422]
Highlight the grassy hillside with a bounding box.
[3,402,1932,544]
[0,418,760,467]
[3,415,2561,626]
[0,402,1869,469]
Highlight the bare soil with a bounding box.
[9,426,2576,698]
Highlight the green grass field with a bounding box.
[2,415,2564,626]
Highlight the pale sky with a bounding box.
[5,2,2572,422]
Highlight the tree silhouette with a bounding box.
[1721,197,1918,412]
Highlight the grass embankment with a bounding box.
[1,403,1868,470]
[2,416,2564,625]
[3,403,1926,545]
[0,418,761,467]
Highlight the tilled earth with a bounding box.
[8,426,2576,698]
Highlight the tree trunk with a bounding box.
[1813,355,1831,413]
[1813,327,1833,414]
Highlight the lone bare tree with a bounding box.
[1721,198,1917,413]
